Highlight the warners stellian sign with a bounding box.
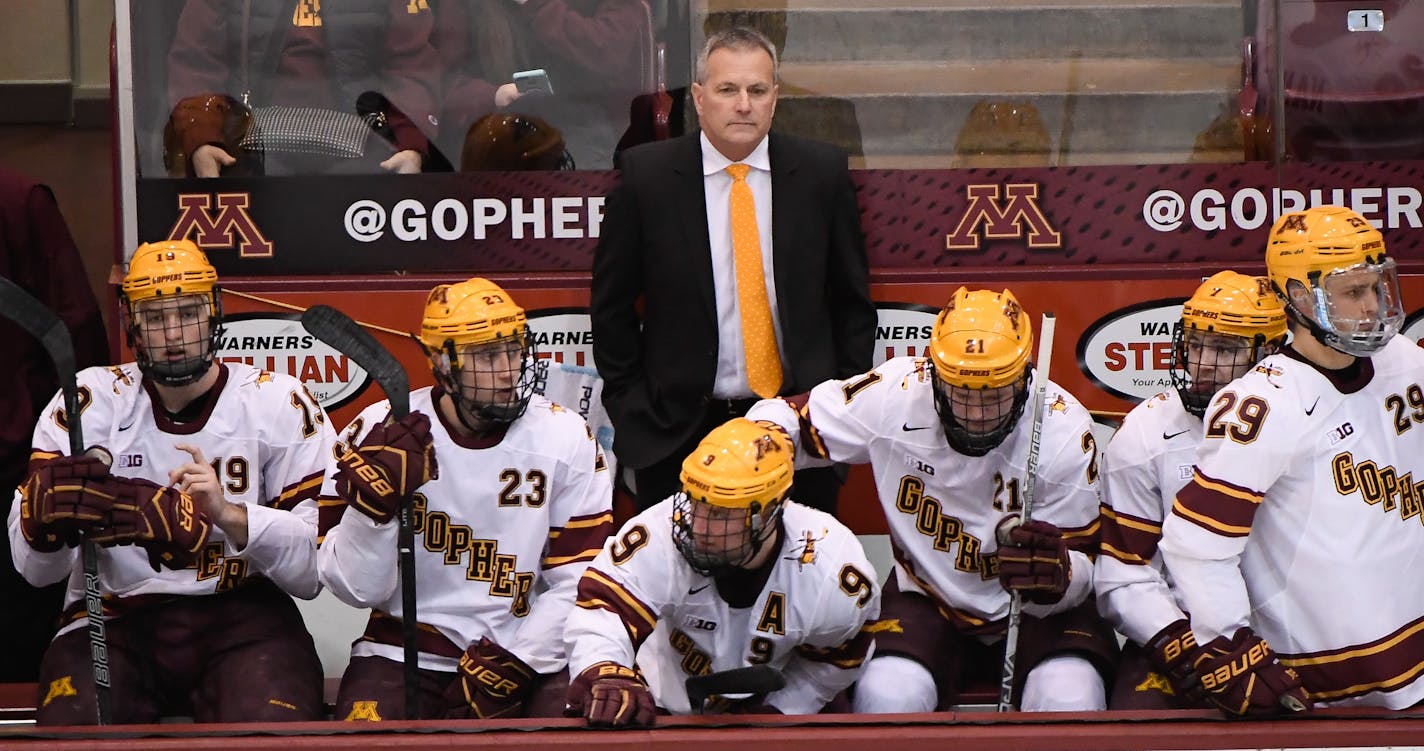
[1078,299,1187,402]
[217,314,371,410]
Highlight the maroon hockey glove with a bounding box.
[95,476,212,570]
[444,637,538,719]
[1146,619,1207,706]
[19,455,117,551]
[565,662,657,728]
[1195,627,1312,717]
[995,517,1071,604]
[334,411,438,524]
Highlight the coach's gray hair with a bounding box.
[694,27,780,84]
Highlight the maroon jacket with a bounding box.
[0,168,108,506]
[167,0,440,157]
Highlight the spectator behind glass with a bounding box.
[165,0,441,178]
[433,0,648,170]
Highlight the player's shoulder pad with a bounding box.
[779,502,875,578]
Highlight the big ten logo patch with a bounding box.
[1079,299,1186,401]
[411,493,534,615]
[945,183,1062,251]
[874,303,938,365]
[169,193,274,258]
[526,309,593,368]
[195,541,249,591]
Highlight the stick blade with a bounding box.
[300,305,410,418]
[685,665,785,713]
[0,276,75,382]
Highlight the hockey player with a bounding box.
[8,240,332,724]
[318,278,613,721]
[1097,271,1286,709]
[748,287,1117,712]
[564,418,878,727]
[1161,205,1420,714]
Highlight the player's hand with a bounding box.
[379,149,423,174]
[994,517,1071,604]
[1146,618,1207,706]
[95,476,212,570]
[444,637,537,719]
[19,454,114,551]
[1195,626,1312,717]
[335,411,438,524]
[565,662,656,728]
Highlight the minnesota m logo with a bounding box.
[945,183,1061,250]
[168,193,274,258]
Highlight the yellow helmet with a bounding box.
[929,288,1034,456]
[1266,205,1403,356]
[419,278,539,429]
[121,239,219,310]
[929,287,1033,390]
[673,418,793,573]
[419,278,527,352]
[120,239,223,386]
[1170,271,1287,416]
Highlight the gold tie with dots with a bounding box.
[726,163,783,398]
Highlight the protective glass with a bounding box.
[1308,257,1404,357]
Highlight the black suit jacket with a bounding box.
[591,130,876,470]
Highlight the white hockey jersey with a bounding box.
[1160,336,1424,708]
[1097,389,1200,646]
[318,388,613,673]
[565,501,879,714]
[7,362,332,634]
[747,356,1101,632]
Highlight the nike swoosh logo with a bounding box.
[902,423,934,432]
[118,420,136,432]
[689,583,710,595]
[1305,398,1320,416]
[1162,430,1189,440]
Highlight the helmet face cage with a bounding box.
[1169,326,1276,417]
[122,290,223,387]
[1300,258,1405,357]
[431,328,542,430]
[931,366,1031,457]
[671,491,782,575]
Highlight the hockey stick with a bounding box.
[299,305,420,717]
[0,276,112,724]
[997,312,1057,712]
[685,665,786,714]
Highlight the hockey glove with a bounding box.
[334,411,438,525]
[96,476,213,570]
[1146,618,1207,706]
[18,454,114,551]
[1195,627,1312,717]
[566,661,657,728]
[995,517,1071,604]
[444,637,537,719]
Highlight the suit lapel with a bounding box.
[672,134,717,324]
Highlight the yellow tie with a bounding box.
[726,163,783,399]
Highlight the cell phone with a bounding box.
[512,68,554,96]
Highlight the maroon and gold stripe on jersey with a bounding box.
[795,626,875,670]
[1171,469,1264,538]
[1099,502,1163,566]
[1060,515,1102,556]
[1279,613,1424,702]
[544,511,613,570]
[892,546,1002,636]
[270,469,324,512]
[575,566,658,648]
